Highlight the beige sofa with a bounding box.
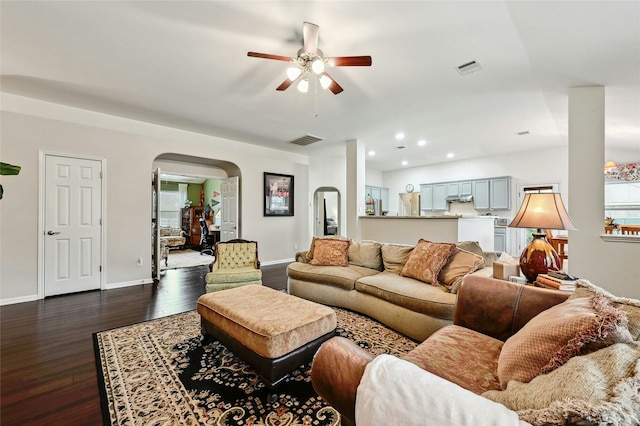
[287,237,496,341]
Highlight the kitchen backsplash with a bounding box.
[448,201,478,216]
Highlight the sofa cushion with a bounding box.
[401,325,503,395]
[483,342,640,426]
[205,266,262,284]
[401,239,456,286]
[286,262,380,291]
[380,243,414,274]
[348,240,383,271]
[355,272,456,319]
[439,248,485,293]
[497,291,633,389]
[310,238,350,266]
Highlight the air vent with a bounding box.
[288,134,324,146]
[396,146,406,150]
[456,60,483,76]
[516,130,530,136]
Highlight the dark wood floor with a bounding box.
[0,263,289,425]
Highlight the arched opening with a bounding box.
[151,153,242,277]
[313,187,341,237]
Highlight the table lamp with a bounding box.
[509,193,577,283]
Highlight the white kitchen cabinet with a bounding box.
[447,183,460,197]
[460,181,473,196]
[490,178,511,210]
[433,184,447,211]
[472,177,510,210]
[494,226,507,253]
[472,180,490,209]
[420,184,433,211]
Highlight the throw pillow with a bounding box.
[569,279,640,340]
[306,235,351,260]
[439,248,485,293]
[400,239,456,286]
[456,241,485,259]
[309,238,350,266]
[380,243,414,274]
[497,291,632,389]
[483,342,640,426]
[348,240,383,270]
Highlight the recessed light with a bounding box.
[368,150,375,156]
[395,132,405,140]
[417,140,426,146]
[401,160,408,166]
[446,153,454,158]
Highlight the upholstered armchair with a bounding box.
[204,239,262,293]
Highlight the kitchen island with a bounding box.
[359,215,495,251]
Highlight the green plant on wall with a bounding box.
[0,162,22,200]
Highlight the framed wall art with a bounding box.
[264,172,294,216]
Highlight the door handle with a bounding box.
[47,230,60,235]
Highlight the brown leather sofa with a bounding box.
[311,276,571,426]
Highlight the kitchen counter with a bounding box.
[358,215,462,219]
[359,215,494,249]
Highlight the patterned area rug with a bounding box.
[94,307,417,425]
[161,249,214,271]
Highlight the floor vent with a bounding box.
[456,60,483,76]
[288,134,324,146]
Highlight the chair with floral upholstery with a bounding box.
[204,239,262,293]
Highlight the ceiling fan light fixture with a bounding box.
[287,67,302,81]
[319,74,332,89]
[297,78,309,93]
[311,58,325,74]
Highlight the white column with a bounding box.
[567,86,640,298]
[346,139,365,240]
[568,87,604,279]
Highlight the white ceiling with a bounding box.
[1,1,639,171]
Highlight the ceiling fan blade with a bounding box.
[321,72,344,95]
[276,76,299,91]
[302,22,319,55]
[247,52,294,62]
[326,56,372,67]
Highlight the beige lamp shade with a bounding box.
[509,193,577,231]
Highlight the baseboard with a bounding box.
[0,294,39,306]
[261,258,294,266]
[105,278,155,290]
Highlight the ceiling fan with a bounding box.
[247,21,372,95]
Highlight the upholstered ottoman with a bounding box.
[196,284,337,388]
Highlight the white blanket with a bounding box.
[355,354,531,426]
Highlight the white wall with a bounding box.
[0,94,309,304]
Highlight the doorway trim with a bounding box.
[38,151,107,299]
[313,186,341,237]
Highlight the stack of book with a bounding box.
[535,271,578,292]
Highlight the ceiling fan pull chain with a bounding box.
[314,77,319,118]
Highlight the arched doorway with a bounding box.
[152,154,241,279]
[313,187,341,237]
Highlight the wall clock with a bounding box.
[406,184,414,193]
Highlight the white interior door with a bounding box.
[220,176,239,241]
[44,155,102,296]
